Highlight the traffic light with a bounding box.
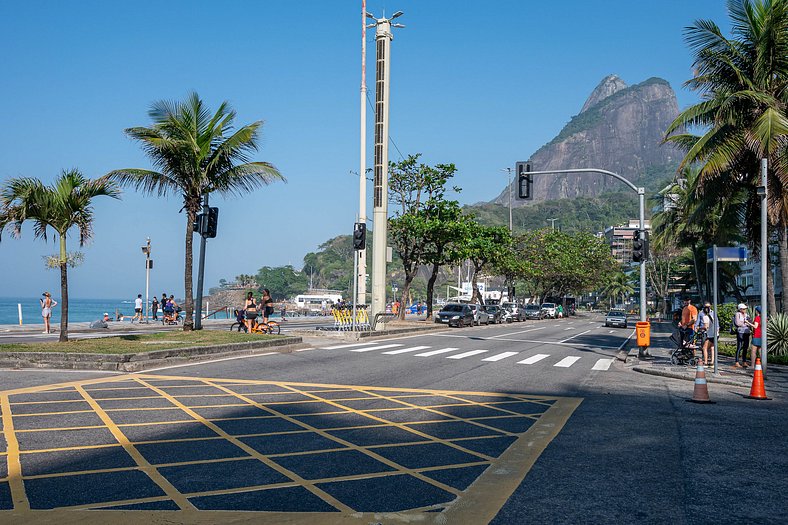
[516,161,533,200]
[353,222,367,250]
[632,229,649,262]
[192,213,204,234]
[205,207,219,238]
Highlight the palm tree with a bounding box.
[109,92,285,330]
[601,272,635,308]
[0,170,120,341]
[664,0,788,311]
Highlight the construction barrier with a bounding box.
[330,305,371,331]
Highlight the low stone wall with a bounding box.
[0,336,304,372]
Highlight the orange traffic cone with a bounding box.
[745,358,770,400]
[687,363,715,404]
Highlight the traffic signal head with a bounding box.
[516,161,533,200]
[353,222,367,250]
[632,229,648,263]
[205,207,219,238]
[192,213,204,234]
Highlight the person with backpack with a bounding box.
[733,303,750,368]
[695,302,718,367]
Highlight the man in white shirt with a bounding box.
[132,294,144,323]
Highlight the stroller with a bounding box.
[669,328,703,366]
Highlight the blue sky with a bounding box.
[0,0,730,299]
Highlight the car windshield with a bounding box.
[542,303,556,308]
[607,311,626,316]
[484,306,498,312]
[525,305,540,310]
[441,305,463,313]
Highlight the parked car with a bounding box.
[435,303,474,327]
[605,309,628,328]
[541,302,557,319]
[468,304,490,325]
[406,302,426,314]
[523,303,544,320]
[502,302,525,322]
[483,305,505,324]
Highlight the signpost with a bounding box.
[707,246,748,374]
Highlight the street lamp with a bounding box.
[500,168,513,231]
[141,238,151,323]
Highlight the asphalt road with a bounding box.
[0,314,785,524]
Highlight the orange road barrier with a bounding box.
[687,363,715,404]
[745,358,770,400]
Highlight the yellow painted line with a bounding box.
[1,395,29,510]
[17,443,120,455]
[74,385,196,511]
[205,380,466,497]
[131,377,354,513]
[441,397,583,524]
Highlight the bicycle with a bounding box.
[250,318,281,335]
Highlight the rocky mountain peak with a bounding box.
[580,74,628,113]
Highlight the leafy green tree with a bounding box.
[108,92,284,330]
[0,170,120,341]
[665,0,788,311]
[254,265,309,301]
[460,223,512,304]
[602,272,635,309]
[389,155,459,319]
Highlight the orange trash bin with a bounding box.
[636,321,651,347]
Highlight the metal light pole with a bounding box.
[142,238,151,323]
[194,193,209,330]
[501,168,513,231]
[759,158,769,375]
[368,10,403,321]
[358,0,368,306]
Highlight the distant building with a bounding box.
[604,220,651,264]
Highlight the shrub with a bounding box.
[716,303,737,334]
[766,312,788,356]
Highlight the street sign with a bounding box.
[706,246,747,263]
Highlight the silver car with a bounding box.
[468,304,490,325]
[605,309,628,328]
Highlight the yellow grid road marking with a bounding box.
[1,395,29,510]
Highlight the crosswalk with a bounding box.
[319,341,615,371]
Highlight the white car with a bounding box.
[541,303,557,318]
[467,304,490,325]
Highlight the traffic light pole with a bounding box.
[523,168,648,326]
[194,193,209,330]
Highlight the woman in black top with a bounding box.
[262,289,274,323]
[244,291,258,332]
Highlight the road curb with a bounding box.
[290,324,449,342]
[0,336,304,372]
[633,365,750,387]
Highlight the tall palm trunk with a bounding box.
[691,243,704,301]
[779,223,788,313]
[58,235,69,342]
[183,208,195,331]
[767,257,777,316]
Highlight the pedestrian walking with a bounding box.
[679,297,698,348]
[733,303,750,368]
[39,292,57,334]
[152,296,159,320]
[695,302,718,366]
[132,294,143,323]
[280,302,287,321]
[244,291,258,333]
[747,306,763,369]
[262,289,274,324]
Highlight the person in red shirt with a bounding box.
[746,306,763,369]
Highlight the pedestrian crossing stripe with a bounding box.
[324,344,614,370]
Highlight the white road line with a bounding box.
[489,327,545,338]
[560,329,592,343]
[564,327,574,331]
[609,330,615,333]
[433,333,624,349]
[592,358,615,371]
[323,342,379,350]
[554,356,581,367]
[350,343,403,352]
[518,354,549,365]
[447,350,488,360]
[415,347,459,357]
[482,352,519,362]
[382,345,431,355]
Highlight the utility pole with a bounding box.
[358,0,368,306]
[194,193,209,330]
[501,167,513,231]
[759,158,769,375]
[368,9,404,321]
[142,238,151,323]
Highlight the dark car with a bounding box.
[523,303,544,320]
[435,303,474,327]
[483,305,504,324]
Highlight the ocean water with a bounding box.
[1,297,148,325]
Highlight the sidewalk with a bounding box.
[630,321,787,394]
[0,317,232,335]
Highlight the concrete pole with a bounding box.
[712,245,718,374]
[760,158,768,375]
[370,13,400,320]
[638,188,646,323]
[144,238,151,323]
[358,0,368,306]
[194,193,209,330]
